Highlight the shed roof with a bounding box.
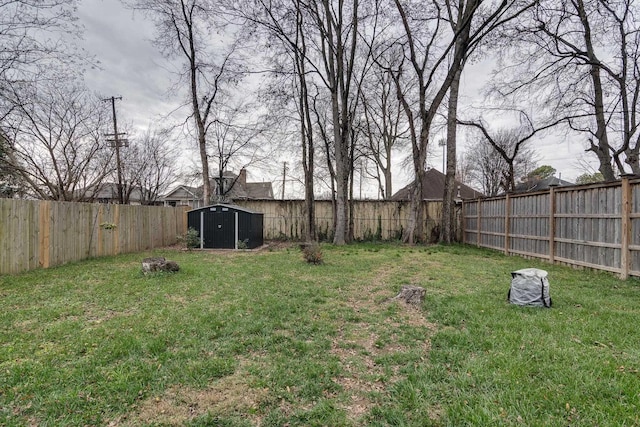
[187,203,261,214]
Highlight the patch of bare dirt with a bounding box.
[163,240,300,255]
[260,240,299,251]
[165,294,188,307]
[84,306,136,327]
[114,370,268,426]
[328,262,438,425]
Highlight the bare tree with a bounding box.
[232,0,371,244]
[0,129,24,196]
[0,0,93,199]
[227,0,320,240]
[207,100,273,202]
[455,151,474,190]
[381,0,497,243]
[358,64,408,199]
[533,0,614,180]
[596,0,640,175]
[191,0,313,233]
[2,83,113,200]
[129,0,236,205]
[492,0,640,180]
[459,123,539,194]
[119,127,179,205]
[439,0,539,243]
[309,0,370,245]
[461,140,509,196]
[0,0,83,119]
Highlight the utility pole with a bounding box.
[103,96,128,204]
[281,161,287,200]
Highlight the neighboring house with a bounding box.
[77,182,160,205]
[220,169,275,201]
[161,185,202,208]
[513,176,573,193]
[392,168,484,201]
[162,168,274,208]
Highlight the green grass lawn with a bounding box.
[1,243,639,426]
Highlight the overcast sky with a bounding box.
[77,0,595,193]
[78,0,178,129]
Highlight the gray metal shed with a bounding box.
[187,204,264,249]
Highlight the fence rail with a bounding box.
[462,177,640,278]
[0,199,188,275]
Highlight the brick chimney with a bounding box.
[239,168,247,186]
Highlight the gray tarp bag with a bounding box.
[508,268,551,307]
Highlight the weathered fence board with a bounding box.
[463,177,640,278]
[2,198,445,275]
[236,200,443,242]
[0,200,188,275]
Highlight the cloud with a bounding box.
[77,0,595,185]
[78,0,181,130]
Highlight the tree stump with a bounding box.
[393,285,425,307]
[141,257,180,274]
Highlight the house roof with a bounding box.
[163,185,201,200]
[78,182,147,202]
[513,176,573,193]
[244,182,274,199]
[392,168,484,201]
[162,171,274,201]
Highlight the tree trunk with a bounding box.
[334,160,349,245]
[348,159,355,242]
[626,147,640,175]
[188,35,210,204]
[304,175,316,241]
[297,42,316,241]
[384,153,393,199]
[576,0,616,181]
[332,105,351,245]
[442,67,462,244]
[404,166,425,244]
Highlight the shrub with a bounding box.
[301,242,323,264]
[178,227,200,250]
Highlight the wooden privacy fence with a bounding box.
[235,199,443,242]
[1,198,443,275]
[462,177,640,279]
[0,199,188,275]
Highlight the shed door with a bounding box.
[204,209,235,248]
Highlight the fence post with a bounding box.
[476,199,482,247]
[114,204,120,255]
[549,185,556,263]
[461,200,466,244]
[620,177,632,279]
[96,204,103,257]
[183,206,189,234]
[504,194,511,255]
[38,201,51,269]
